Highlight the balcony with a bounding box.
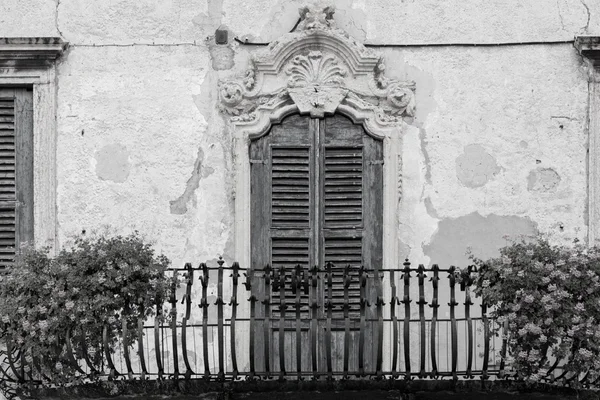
[0,260,594,399]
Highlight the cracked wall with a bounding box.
[0,0,597,270]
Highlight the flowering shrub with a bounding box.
[470,238,600,384]
[0,232,174,386]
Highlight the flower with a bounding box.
[524,294,534,303]
[55,361,63,371]
[578,348,593,359]
[65,301,74,311]
[1,315,9,323]
[518,351,528,359]
[502,256,511,265]
[575,303,585,312]
[482,279,490,288]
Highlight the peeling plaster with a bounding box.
[424,197,439,219]
[170,147,204,215]
[423,212,538,268]
[419,128,432,184]
[95,143,130,183]
[208,42,235,70]
[456,144,501,188]
[192,0,224,34]
[527,167,561,192]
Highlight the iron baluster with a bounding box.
[401,259,411,380]
[262,264,272,378]
[216,258,225,381]
[462,265,474,379]
[181,263,195,379]
[310,265,319,378]
[358,265,368,377]
[417,264,427,378]
[389,268,399,379]
[375,269,385,379]
[448,266,458,381]
[170,269,179,380]
[199,262,210,379]
[429,265,440,378]
[229,262,240,380]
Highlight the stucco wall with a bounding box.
[1,0,599,268]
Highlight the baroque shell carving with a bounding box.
[286,51,347,88]
[218,3,415,126]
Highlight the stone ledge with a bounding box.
[575,36,600,68]
[0,37,67,69]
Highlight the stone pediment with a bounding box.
[218,4,415,135]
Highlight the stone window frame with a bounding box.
[0,38,67,251]
[217,5,415,369]
[576,36,600,245]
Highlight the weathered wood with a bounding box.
[249,113,383,374]
[14,89,33,251]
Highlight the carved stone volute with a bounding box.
[218,3,416,132]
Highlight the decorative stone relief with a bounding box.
[218,4,415,130]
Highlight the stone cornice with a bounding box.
[575,36,600,69]
[0,37,68,69]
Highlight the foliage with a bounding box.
[469,237,600,384]
[0,232,174,386]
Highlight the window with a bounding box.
[0,88,34,267]
[250,113,383,317]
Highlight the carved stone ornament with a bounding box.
[218,3,416,132]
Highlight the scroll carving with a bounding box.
[218,4,416,126]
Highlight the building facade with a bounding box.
[2,0,600,395]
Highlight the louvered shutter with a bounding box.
[0,88,34,269]
[251,114,313,318]
[321,115,383,319]
[251,114,382,320]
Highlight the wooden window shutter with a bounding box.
[0,88,34,269]
[321,115,383,318]
[251,115,313,317]
[250,114,382,319]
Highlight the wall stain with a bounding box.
[423,212,538,268]
[170,147,204,215]
[527,167,561,192]
[95,143,130,183]
[456,144,501,188]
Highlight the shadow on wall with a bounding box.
[423,212,538,268]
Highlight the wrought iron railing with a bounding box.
[0,259,590,396]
